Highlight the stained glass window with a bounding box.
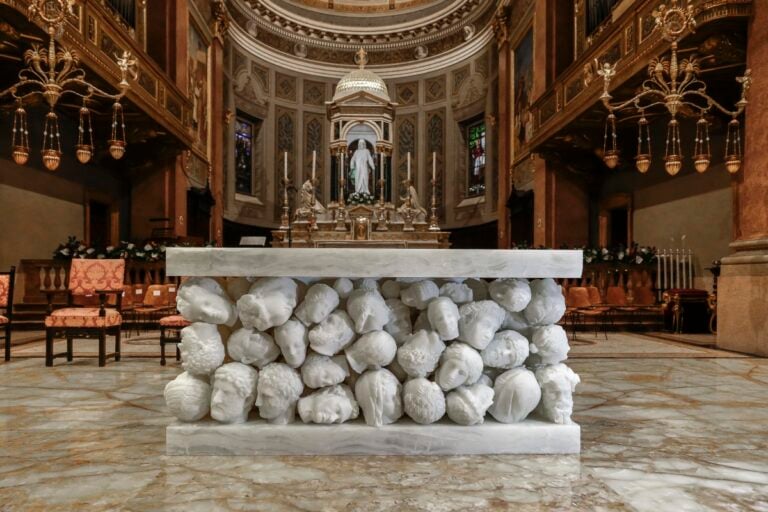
[235,118,254,195]
[467,120,486,197]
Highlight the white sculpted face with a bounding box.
[524,278,567,326]
[354,369,403,427]
[384,299,412,345]
[354,278,379,292]
[179,322,225,376]
[535,364,580,424]
[177,278,237,326]
[308,310,356,356]
[481,330,531,369]
[396,330,446,378]
[301,352,350,388]
[530,325,570,365]
[488,367,541,423]
[227,328,280,368]
[164,371,211,422]
[380,280,401,300]
[439,282,473,304]
[255,363,304,424]
[457,300,507,350]
[435,342,484,391]
[403,378,446,425]
[489,278,532,313]
[446,382,494,425]
[345,330,397,373]
[346,289,390,334]
[237,277,298,331]
[400,280,440,310]
[502,310,529,332]
[427,297,460,341]
[333,278,354,300]
[294,283,339,326]
[274,319,309,368]
[297,384,359,424]
[210,362,258,424]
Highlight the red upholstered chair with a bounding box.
[45,259,125,367]
[566,286,609,339]
[0,266,16,361]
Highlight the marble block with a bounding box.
[166,418,580,455]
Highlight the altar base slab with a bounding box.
[166,419,580,456]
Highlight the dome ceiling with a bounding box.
[285,0,446,15]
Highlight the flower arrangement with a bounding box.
[53,238,208,261]
[510,242,657,265]
[347,191,375,206]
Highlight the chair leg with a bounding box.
[160,327,166,366]
[176,345,180,361]
[45,329,54,367]
[114,329,121,362]
[66,335,73,362]
[4,324,10,361]
[98,331,106,367]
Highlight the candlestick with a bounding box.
[335,149,347,232]
[688,249,693,289]
[284,152,288,181]
[407,152,411,182]
[432,151,436,181]
[312,150,316,181]
[428,156,440,232]
[657,250,661,301]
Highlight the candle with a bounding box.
[663,250,668,290]
[312,150,316,181]
[283,152,288,181]
[432,151,436,182]
[657,249,661,298]
[407,152,411,182]
[688,249,693,289]
[675,249,680,289]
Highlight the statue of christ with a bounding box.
[350,139,375,195]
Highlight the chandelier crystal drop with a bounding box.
[724,118,742,174]
[693,116,711,173]
[11,101,30,166]
[635,115,651,173]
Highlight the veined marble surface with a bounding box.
[2,356,768,511]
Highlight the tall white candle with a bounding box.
[312,150,316,181]
[407,152,411,182]
[675,249,680,289]
[663,251,668,290]
[688,249,693,289]
[657,250,661,298]
[432,151,436,181]
[283,152,288,181]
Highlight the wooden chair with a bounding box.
[133,284,171,332]
[1,266,16,361]
[566,286,609,340]
[45,259,125,367]
[159,314,190,365]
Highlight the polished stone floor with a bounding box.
[1,353,768,511]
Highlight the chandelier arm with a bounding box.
[680,91,742,118]
[19,61,48,84]
[604,89,666,113]
[0,79,46,99]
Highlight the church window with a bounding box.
[467,120,486,197]
[235,117,254,195]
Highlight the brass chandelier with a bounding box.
[597,0,751,176]
[0,0,137,171]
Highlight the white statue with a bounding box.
[477,373,494,388]
[427,297,460,340]
[502,310,530,332]
[489,278,532,313]
[457,300,507,350]
[274,319,309,368]
[481,330,531,369]
[403,378,446,425]
[345,330,397,373]
[446,382,494,426]
[297,179,325,216]
[237,277,298,331]
[398,185,427,219]
[381,280,401,300]
[256,362,304,424]
[439,282,473,304]
[210,362,258,424]
[346,289,390,334]
[164,371,211,422]
[384,299,412,345]
[401,280,439,310]
[179,322,225,376]
[294,283,339,326]
[435,342,483,391]
[177,277,237,326]
[535,364,580,425]
[524,278,566,326]
[530,325,570,365]
[298,384,359,424]
[301,352,350,388]
[354,278,379,292]
[350,139,374,194]
[227,327,280,368]
[355,369,403,427]
[396,329,446,378]
[333,278,354,300]
[488,367,541,423]
[463,278,489,301]
[308,310,356,356]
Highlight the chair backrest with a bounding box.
[165,283,178,307]
[143,284,169,307]
[606,286,627,306]
[586,286,602,305]
[0,266,16,310]
[633,286,656,306]
[566,287,592,308]
[121,284,134,307]
[68,259,125,296]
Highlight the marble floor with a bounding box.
[1,354,768,511]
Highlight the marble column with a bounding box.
[717,1,768,355]
[495,6,512,249]
[209,5,228,246]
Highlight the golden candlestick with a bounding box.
[401,177,415,232]
[309,178,319,231]
[279,177,292,230]
[335,149,348,232]
[428,177,440,232]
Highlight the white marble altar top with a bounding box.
[166,248,583,278]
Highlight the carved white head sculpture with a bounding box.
[384,299,412,345]
[445,382,494,425]
[256,362,304,424]
[354,278,379,292]
[481,330,531,369]
[301,352,350,388]
[427,297,460,340]
[297,384,359,424]
[294,283,340,326]
[381,280,401,300]
[435,342,484,391]
[530,325,570,365]
[237,277,298,331]
[403,378,446,424]
[535,364,580,424]
[457,300,507,350]
[226,277,253,303]
[227,328,280,368]
[463,278,489,301]
[346,289,390,334]
[396,329,446,378]
[177,277,237,326]
[345,330,397,373]
[439,282,474,304]
[333,277,354,300]
[489,278,532,313]
[179,322,225,376]
[502,310,530,332]
[401,280,440,310]
[274,319,309,368]
[488,367,541,423]
[308,310,356,356]
[524,278,567,326]
[354,369,403,427]
[210,362,258,424]
[164,371,211,422]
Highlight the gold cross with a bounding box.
[355,48,368,69]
